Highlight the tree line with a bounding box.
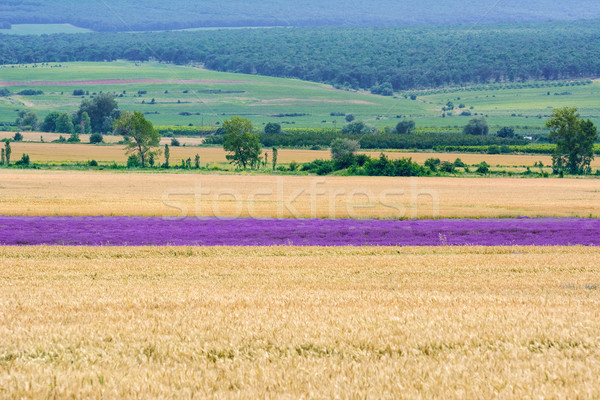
[1,20,600,90]
[1,0,598,32]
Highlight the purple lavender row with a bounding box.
[0,216,599,246]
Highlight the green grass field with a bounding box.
[1,62,598,131]
[0,24,93,35]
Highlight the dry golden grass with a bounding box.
[1,246,599,398]
[3,136,590,167]
[5,141,329,164]
[1,170,599,218]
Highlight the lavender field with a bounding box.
[1,216,599,246]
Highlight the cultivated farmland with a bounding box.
[2,62,599,131]
[0,139,583,169]
[1,171,599,219]
[1,246,599,398]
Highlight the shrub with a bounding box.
[453,158,466,168]
[439,161,455,173]
[127,154,141,168]
[17,89,43,96]
[89,133,103,144]
[171,138,180,146]
[424,158,441,172]
[88,160,98,167]
[330,138,360,160]
[476,161,490,174]
[15,153,30,166]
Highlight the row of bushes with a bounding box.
[155,126,220,136]
[205,131,528,150]
[299,153,535,177]
[436,144,600,155]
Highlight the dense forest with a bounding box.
[1,0,599,31]
[2,21,599,91]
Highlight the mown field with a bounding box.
[1,62,599,131]
[0,138,581,170]
[2,170,599,218]
[1,246,599,398]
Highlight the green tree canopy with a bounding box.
[395,119,415,134]
[463,116,489,136]
[41,111,60,132]
[330,138,360,160]
[264,122,282,135]
[113,111,161,168]
[341,120,377,135]
[546,107,598,174]
[78,93,119,133]
[55,113,74,134]
[222,116,261,169]
[16,110,38,130]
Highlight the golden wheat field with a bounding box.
[3,137,589,168]
[1,246,599,398]
[1,170,599,218]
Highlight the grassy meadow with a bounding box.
[2,170,599,219]
[0,62,418,129]
[1,246,599,398]
[1,62,599,131]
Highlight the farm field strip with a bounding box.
[1,216,599,246]
[1,246,599,398]
[0,137,586,167]
[1,171,599,219]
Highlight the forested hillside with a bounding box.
[2,21,599,91]
[0,0,599,31]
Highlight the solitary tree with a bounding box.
[463,116,489,135]
[222,116,261,169]
[546,107,598,175]
[264,122,281,135]
[497,126,515,138]
[395,119,415,134]
[1,148,4,165]
[113,111,161,168]
[4,139,11,165]
[272,147,278,170]
[164,144,170,168]
[330,138,360,160]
